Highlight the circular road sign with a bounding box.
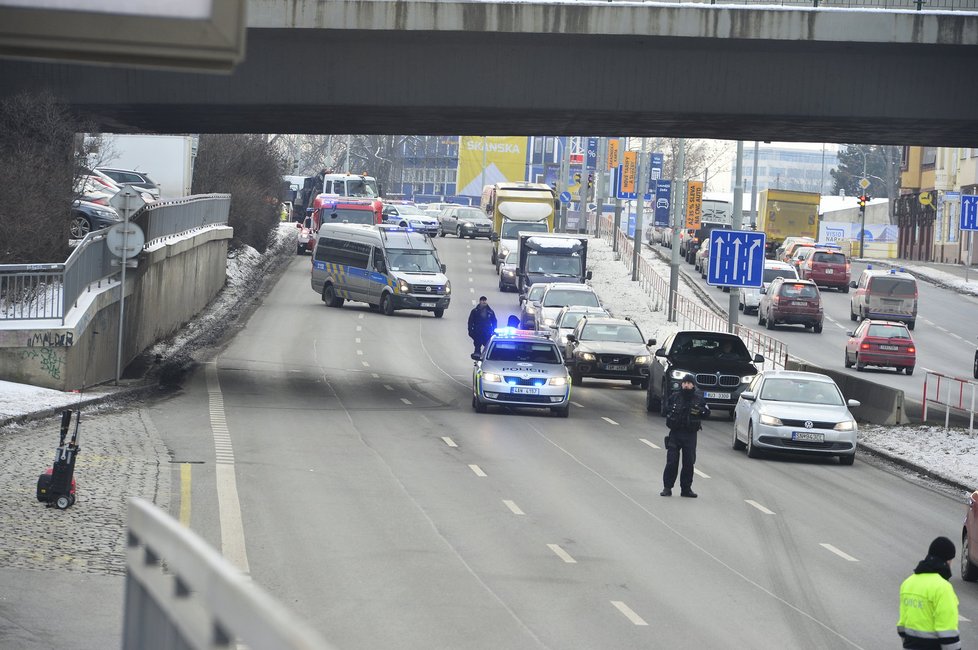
[106,222,145,259]
[559,191,572,204]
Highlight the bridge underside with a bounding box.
[1,28,974,145]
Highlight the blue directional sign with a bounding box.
[559,191,572,204]
[706,230,767,288]
[961,195,978,231]
[654,180,671,226]
[586,138,598,171]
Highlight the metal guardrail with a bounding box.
[589,213,789,369]
[0,195,231,324]
[725,0,977,9]
[125,498,334,650]
[922,370,977,432]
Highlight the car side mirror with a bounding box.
[847,399,861,408]
[585,270,593,280]
[440,263,447,273]
[375,261,387,274]
[566,334,577,343]
[753,353,764,363]
[295,222,301,229]
[648,339,656,346]
[740,391,756,401]
[489,233,499,242]
[846,331,855,337]
[759,288,767,294]
[655,348,667,358]
[518,293,527,302]
[849,280,857,288]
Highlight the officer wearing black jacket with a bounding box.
[660,373,709,498]
[468,296,497,357]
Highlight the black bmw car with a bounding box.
[646,330,763,417]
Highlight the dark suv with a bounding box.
[758,277,824,333]
[564,317,655,388]
[646,331,763,417]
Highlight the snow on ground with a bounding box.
[4,223,978,490]
[862,257,978,298]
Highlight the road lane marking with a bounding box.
[468,268,473,273]
[179,463,191,527]
[371,373,379,378]
[937,326,949,333]
[601,417,620,426]
[356,325,362,331]
[469,277,474,283]
[951,333,963,340]
[745,500,776,515]
[503,500,525,515]
[468,464,487,477]
[357,350,363,355]
[471,299,477,305]
[470,287,475,293]
[961,615,971,623]
[442,436,457,447]
[548,544,577,563]
[361,361,370,367]
[820,543,859,562]
[639,438,660,449]
[571,401,584,408]
[384,384,394,391]
[355,337,361,344]
[694,468,711,479]
[358,314,364,319]
[400,398,412,405]
[611,601,648,626]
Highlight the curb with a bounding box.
[858,441,973,495]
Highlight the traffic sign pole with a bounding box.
[593,137,607,238]
[613,140,624,253]
[632,137,647,282]
[668,138,686,322]
[728,141,744,332]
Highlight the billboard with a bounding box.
[457,136,529,197]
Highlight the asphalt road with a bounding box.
[144,237,978,649]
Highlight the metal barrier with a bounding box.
[125,498,334,650]
[922,370,978,432]
[0,195,230,323]
[591,215,788,369]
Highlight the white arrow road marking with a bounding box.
[639,438,660,449]
[548,544,577,563]
[601,417,620,426]
[468,464,487,477]
[503,500,525,515]
[611,601,648,626]
[383,384,394,391]
[400,398,412,405]
[745,500,776,515]
[820,543,859,562]
[441,436,457,447]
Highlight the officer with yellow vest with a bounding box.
[898,536,961,649]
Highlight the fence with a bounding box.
[124,498,333,650]
[588,213,788,369]
[922,370,977,433]
[0,195,230,324]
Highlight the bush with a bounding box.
[192,134,283,253]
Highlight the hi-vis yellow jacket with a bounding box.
[898,571,961,649]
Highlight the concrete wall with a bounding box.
[0,227,231,390]
[785,358,908,426]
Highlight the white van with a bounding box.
[311,224,451,317]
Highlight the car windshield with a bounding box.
[501,221,549,239]
[526,253,581,277]
[871,277,916,297]
[763,268,797,284]
[526,285,546,302]
[458,208,487,221]
[670,335,751,360]
[391,205,423,216]
[558,312,593,329]
[386,249,441,273]
[580,323,644,343]
[325,209,375,225]
[346,178,379,198]
[542,289,599,308]
[487,341,560,363]
[778,283,818,299]
[759,378,844,405]
[813,252,846,264]
[867,324,911,339]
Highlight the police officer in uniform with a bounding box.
[468,296,497,358]
[660,373,709,498]
[898,536,961,649]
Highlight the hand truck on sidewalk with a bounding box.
[36,409,81,510]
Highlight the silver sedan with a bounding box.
[732,370,860,465]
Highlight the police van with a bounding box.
[311,224,451,318]
[849,266,918,329]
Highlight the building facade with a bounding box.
[731,144,838,195]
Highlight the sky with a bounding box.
[3,224,975,493]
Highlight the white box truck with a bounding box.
[99,134,197,199]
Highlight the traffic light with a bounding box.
[858,195,867,209]
[587,173,594,189]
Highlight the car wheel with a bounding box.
[438,227,446,238]
[490,251,497,265]
[323,285,344,308]
[551,404,570,418]
[746,423,762,458]
[962,530,978,582]
[640,378,649,390]
[646,386,661,413]
[854,354,865,371]
[296,244,304,255]
[844,352,854,368]
[974,351,978,379]
[381,293,395,316]
[765,312,775,330]
[813,322,823,334]
[498,279,506,292]
[842,284,849,294]
[738,302,744,312]
[570,371,583,387]
[849,304,857,321]
[659,384,670,417]
[905,366,914,375]
[732,421,746,450]
[456,226,462,238]
[472,394,487,413]
[907,320,915,331]
[838,453,855,466]
[433,309,444,318]
[758,310,765,326]
[69,215,93,239]
[630,379,642,386]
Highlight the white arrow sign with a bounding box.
[713,234,724,277]
[746,239,761,280]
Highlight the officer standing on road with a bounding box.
[898,536,961,649]
[468,296,497,358]
[660,373,709,498]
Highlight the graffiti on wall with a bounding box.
[26,332,73,348]
[20,348,63,380]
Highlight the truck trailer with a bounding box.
[516,233,591,294]
[484,182,556,266]
[756,189,820,258]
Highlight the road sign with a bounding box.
[706,230,767,288]
[586,138,598,171]
[945,190,961,202]
[961,195,978,231]
[607,139,620,170]
[653,180,671,226]
[919,191,933,206]
[106,222,145,259]
[858,178,870,189]
[559,191,572,204]
[685,181,703,229]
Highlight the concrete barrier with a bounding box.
[785,358,907,426]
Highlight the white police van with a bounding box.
[311,224,451,317]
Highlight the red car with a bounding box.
[296,216,315,255]
[799,248,851,292]
[844,319,916,374]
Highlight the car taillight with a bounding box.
[860,343,870,350]
[908,346,916,353]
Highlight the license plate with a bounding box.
[511,387,539,395]
[824,268,834,274]
[792,431,824,443]
[879,344,898,351]
[421,302,436,308]
[604,364,628,371]
[704,391,731,399]
[792,301,808,306]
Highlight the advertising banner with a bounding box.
[685,180,704,229]
[654,180,672,226]
[607,139,620,170]
[456,136,529,197]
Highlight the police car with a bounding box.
[472,328,571,417]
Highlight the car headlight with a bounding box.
[445,281,451,295]
[500,247,510,257]
[581,352,596,362]
[834,420,856,431]
[634,355,650,365]
[502,269,515,277]
[741,375,753,384]
[548,376,567,386]
[482,372,503,383]
[759,414,783,426]
[542,318,555,328]
[398,279,411,293]
[94,209,119,219]
[670,369,690,380]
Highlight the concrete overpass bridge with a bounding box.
[1,0,977,144]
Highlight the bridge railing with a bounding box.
[124,498,334,650]
[0,195,231,324]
